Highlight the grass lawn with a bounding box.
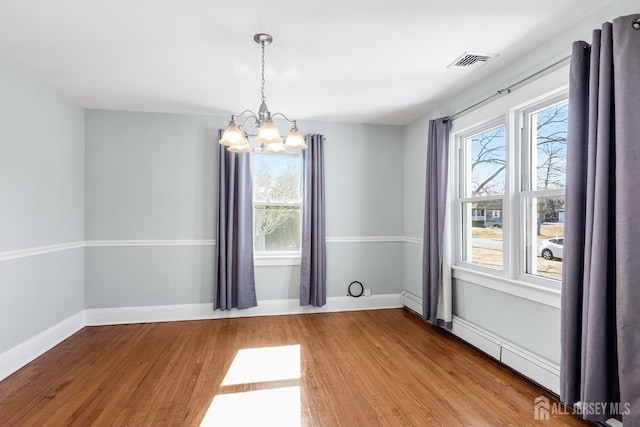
[469,224,563,281]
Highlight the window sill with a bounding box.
[452,265,561,308]
[254,255,301,267]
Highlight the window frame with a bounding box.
[455,117,509,276]
[251,149,304,267]
[515,92,568,286]
[449,67,570,308]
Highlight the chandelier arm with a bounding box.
[233,110,259,119]
[236,114,259,128]
[270,112,296,124]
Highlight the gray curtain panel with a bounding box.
[422,117,451,327]
[561,15,640,425]
[214,130,257,310]
[300,134,326,307]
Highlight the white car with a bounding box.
[539,238,563,260]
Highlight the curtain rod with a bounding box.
[446,54,572,122]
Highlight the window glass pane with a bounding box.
[462,200,503,269]
[254,154,302,203]
[255,206,301,252]
[465,126,506,197]
[524,195,564,280]
[532,102,568,190]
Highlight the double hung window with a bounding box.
[252,152,303,258]
[520,98,568,281]
[459,122,507,270]
[455,91,568,287]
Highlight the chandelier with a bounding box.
[219,33,307,153]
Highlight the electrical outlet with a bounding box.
[364,289,372,297]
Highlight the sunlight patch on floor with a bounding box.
[200,386,301,427]
[221,344,301,386]
[200,345,303,426]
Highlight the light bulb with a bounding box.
[228,134,252,153]
[220,122,245,146]
[256,120,283,144]
[265,142,287,153]
[284,128,307,149]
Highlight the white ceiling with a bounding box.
[0,0,608,125]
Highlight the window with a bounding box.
[520,99,568,281]
[252,151,303,258]
[454,89,568,288]
[458,122,506,270]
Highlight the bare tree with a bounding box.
[536,104,567,189]
[468,104,567,234]
[535,104,568,234]
[254,161,300,245]
[471,127,506,196]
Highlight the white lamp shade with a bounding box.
[228,143,252,153]
[220,124,245,146]
[284,129,307,149]
[265,142,287,154]
[228,134,252,153]
[256,121,283,144]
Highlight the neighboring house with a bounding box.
[472,202,503,228]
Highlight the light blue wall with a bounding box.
[403,113,428,299]
[0,58,85,354]
[84,111,404,308]
[85,246,214,307]
[84,111,221,308]
[301,120,404,238]
[402,0,639,364]
[0,252,85,354]
[85,112,223,240]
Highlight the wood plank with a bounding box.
[0,309,590,426]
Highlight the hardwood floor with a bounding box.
[0,309,589,426]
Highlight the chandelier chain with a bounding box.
[261,41,266,103]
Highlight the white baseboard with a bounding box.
[401,290,560,394]
[85,294,403,326]
[0,311,85,382]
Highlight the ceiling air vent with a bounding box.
[447,52,497,70]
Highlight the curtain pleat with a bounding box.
[300,134,326,307]
[422,117,451,328]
